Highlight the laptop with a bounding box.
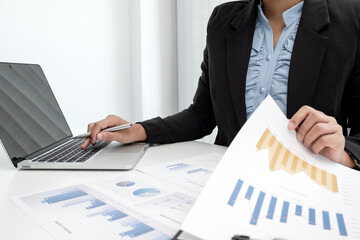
[0,62,149,170]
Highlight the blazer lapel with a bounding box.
[226,0,258,126]
[287,0,330,118]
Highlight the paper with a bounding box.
[138,153,223,193]
[12,171,198,240]
[86,171,197,230]
[181,96,360,240]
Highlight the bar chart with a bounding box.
[256,128,339,193]
[179,98,360,240]
[139,153,223,193]
[23,186,172,240]
[166,163,192,171]
[186,168,212,175]
[227,178,348,237]
[166,163,213,175]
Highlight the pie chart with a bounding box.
[133,188,160,197]
[116,181,135,187]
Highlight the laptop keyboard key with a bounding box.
[30,139,111,163]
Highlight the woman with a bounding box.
[82,0,360,169]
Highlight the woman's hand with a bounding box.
[288,106,355,168]
[81,115,147,149]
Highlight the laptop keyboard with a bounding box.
[31,138,110,163]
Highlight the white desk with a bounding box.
[0,141,226,240]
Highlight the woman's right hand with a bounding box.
[81,115,147,149]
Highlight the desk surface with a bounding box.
[0,141,226,240]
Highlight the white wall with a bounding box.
[0,0,222,143]
[130,0,178,121]
[177,0,228,143]
[0,0,132,130]
[177,0,228,110]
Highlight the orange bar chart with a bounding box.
[256,129,338,193]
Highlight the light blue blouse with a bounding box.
[245,1,304,119]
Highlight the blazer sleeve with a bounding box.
[344,25,360,167]
[138,7,220,144]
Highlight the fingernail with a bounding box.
[288,122,294,129]
[296,132,303,141]
[97,133,103,140]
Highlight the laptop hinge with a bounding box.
[11,157,25,168]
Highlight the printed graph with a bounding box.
[133,188,161,198]
[151,193,194,213]
[166,163,192,171]
[165,163,212,175]
[39,187,171,239]
[116,181,135,187]
[187,168,212,175]
[227,178,348,237]
[137,192,195,227]
[256,128,338,193]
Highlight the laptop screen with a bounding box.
[0,63,72,162]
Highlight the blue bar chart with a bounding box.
[120,222,154,238]
[295,205,302,216]
[166,163,192,171]
[20,186,172,240]
[87,207,127,222]
[323,211,331,230]
[337,213,348,236]
[266,197,277,220]
[140,153,222,194]
[280,201,289,223]
[309,208,316,225]
[227,179,243,207]
[250,192,265,225]
[245,186,254,200]
[42,189,87,204]
[227,178,348,237]
[186,168,212,175]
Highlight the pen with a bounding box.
[232,236,287,240]
[72,123,132,138]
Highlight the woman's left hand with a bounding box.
[288,106,355,168]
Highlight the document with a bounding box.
[180,96,360,240]
[138,153,223,194]
[12,171,199,240]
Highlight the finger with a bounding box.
[90,119,117,145]
[288,106,314,130]
[87,122,95,133]
[81,138,91,149]
[311,134,342,154]
[297,111,329,142]
[98,130,133,143]
[97,132,117,142]
[302,122,340,148]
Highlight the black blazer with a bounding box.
[141,0,360,162]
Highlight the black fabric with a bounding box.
[140,0,360,165]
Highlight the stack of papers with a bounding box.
[11,153,223,240]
